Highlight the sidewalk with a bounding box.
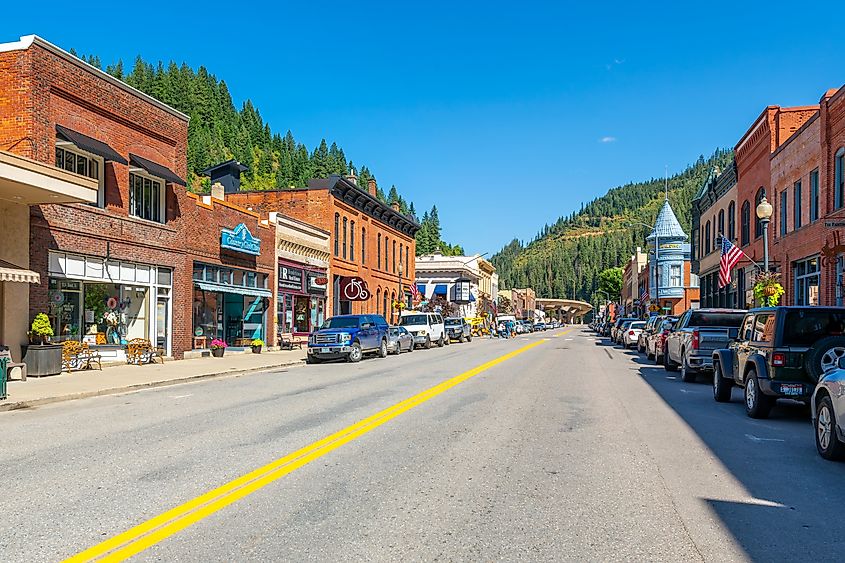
[1,348,306,412]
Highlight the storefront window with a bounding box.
[794,256,821,306]
[193,288,219,340]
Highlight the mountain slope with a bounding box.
[491,149,733,303]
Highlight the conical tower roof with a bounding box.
[647,199,687,241]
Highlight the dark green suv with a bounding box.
[712,307,845,418]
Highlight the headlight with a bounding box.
[418,329,427,335]
[338,332,351,342]
[308,335,315,344]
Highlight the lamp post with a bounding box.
[756,196,773,272]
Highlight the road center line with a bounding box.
[65,336,556,562]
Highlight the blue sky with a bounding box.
[4,1,844,254]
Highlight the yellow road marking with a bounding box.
[65,337,552,562]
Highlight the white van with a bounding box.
[399,311,447,349]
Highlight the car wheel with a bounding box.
[806,336,845,382]
[637,342,644,353]
[347,342,362,363]
[680,353,696,382]
[394,342,401,355]
[378,339,388,358]
[815,395,845,461]
[467,334,472,342]
[425,336,432,349]
[744,370,773,419]
[408,341,414,352]
[459,334,465,343]
[437,335,444,347]
[713,360,732,402]
[663,348,678,372]
[306,355,321,365]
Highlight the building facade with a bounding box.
[414,253,495,318]
[621,247,647,316]
[646,200,699,315]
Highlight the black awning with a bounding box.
[128,153,186,186]
[55,125,128,165]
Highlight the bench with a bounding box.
[126,338,165,365]
[279,332,306,350]
[62,341,102,372]
[0,348,26,381]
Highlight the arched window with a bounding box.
[754,187,766,238]
[384,236,389,270]
[741,200,750,246]
[349,220,355,261]
[342,217,348,259]
[333,213,340,256]
[377,233,382,269]
[383,289,389,318]
[377,288,381,316]
[361,228,366,265]
[835,147,845,210]
[717,210,725,239]
[704,221,711,255]
[392,240,397,273]
[728,201,736,241]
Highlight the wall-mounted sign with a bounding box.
[825,220,845,227]
[822,231,845,266]
[339,276,371,301]
[221,223,261,255]
[454,278,471,303]
[278,265,304,291]
[659,243,682,250]
[307,272,328,294]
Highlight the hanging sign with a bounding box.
[307,272,328,294]
[221,223,261,255]
[278,266,304,291]
[339,276,371,301]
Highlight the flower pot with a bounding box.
[21,344,63,377]
[251,345,262,354]
[211,348,225,358]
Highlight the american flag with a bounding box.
[640,284,648,302]
[719,237,745,288]
[409,283,421,301]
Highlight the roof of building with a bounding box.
[647,199,687,241]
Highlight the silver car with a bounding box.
[812,354,845,460]
[387,326,414,355]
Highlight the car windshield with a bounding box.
[782,310,845,346]
[388,327,400,336]
[445,318,462,326]
[630,322,646,329]
[320,317,359,329]
[399,315,428,326]
[688,311,745,327]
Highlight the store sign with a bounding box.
[454,279,471,303]
[307,272,328,294]
[339,276,371,301]
[821,230,845,266]
[278,266,304,291]
[221,223,261,256]
[659,243,682,250]
[825,220,845,227]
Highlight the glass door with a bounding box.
[156,290,170,354]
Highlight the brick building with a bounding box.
[228,175,419,323]
[621,247,647,316]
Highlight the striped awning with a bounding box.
[0,260,40,284]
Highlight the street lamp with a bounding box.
[756,196,773,272]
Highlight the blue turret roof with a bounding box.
[647,199,687,241]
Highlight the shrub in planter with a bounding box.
[210,339,228,357]
[250,339,264,354]
[29,313,54,344]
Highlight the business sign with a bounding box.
[339,276,371,301]
[454,278,471,303]
[221,223,261,255]
[278,265,304,291]
[307,272,328,294]
[659,243,682,250]
[825,220,845,227]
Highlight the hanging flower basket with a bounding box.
[752,271,785,307]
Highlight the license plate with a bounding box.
[320,348,333,354]
[781,384,803,396]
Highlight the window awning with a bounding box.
[56,125,128,165]
[195,281,271,298]
[416,284,426,295]
[129,153,186,186]
[0,259,40,284]
[433,284,448,296]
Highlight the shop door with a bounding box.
[224,293,244,344]
[156,295,169,354]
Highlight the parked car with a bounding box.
[307,314,390,363]
[624,321,646,349]
[713,306,845,419]
[647,317,678,363]
[445,317,473,343]
[533,322,547,332]
[615,319,638,345]
[399,311,447,348]
[386,326,414,354]
[637,316,662,353]
[611,318,638,342]
[812,355,845,460]
[664,308,746,381]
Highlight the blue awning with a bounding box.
[195,281,272,298]
[433,284,448,296]
[416,284,426,295]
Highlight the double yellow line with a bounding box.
[65,338,548,562]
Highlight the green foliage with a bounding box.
[491,149,733,303]
[31,313,54,337]
[414,205,462,256]
[752,271,785,306]
[597,267,624,298]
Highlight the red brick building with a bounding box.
[228,175,419,323]
[0,35,276,359]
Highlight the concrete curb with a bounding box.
[0,358,304,413]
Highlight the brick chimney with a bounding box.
[367,178,377,198]
[391,201,401,212]
[211,181,225,201]
[346,171,357,185]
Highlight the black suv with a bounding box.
[712,306,845,418]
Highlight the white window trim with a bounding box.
[56,141,106,207]
[129,168,167,224]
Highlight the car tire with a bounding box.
[459,335,465,343]
[805,336,845,382]
[425,336,432,349]
[306,355,321,365]
[467,334,472,342]
[713,360,732,402]
[437,335,445,347]
[663,348,679,372]
[378,339,388,358]
[637,342,644,353]
[408,341,414,352]
[347,342,362,363]
[680,353,696,382]
[744,370,773,419]
[815,395,845,461]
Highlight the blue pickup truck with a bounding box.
[307,314,390,364]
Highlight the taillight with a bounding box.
[629,330,635,336]
[772,353,785,367]
[691,329,700,350]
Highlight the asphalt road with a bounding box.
[2,327,844,562]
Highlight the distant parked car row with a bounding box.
[592,306,845,462]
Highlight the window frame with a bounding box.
[377,233,382,270]
[754,187,766,239]
[669,264,682,287]
[128,170,166,224]
[780,189,788,236]
[704,220,711,255]
[810,168,820,222]
[741,200,750,246]
[836,148,845,210]
[794,179,802,230]
[727,201,736,241]
[350,220,355,261]
[717,209,725,240]
[361,227,366,265]
[334,213,340,256]
[56,142,105,207]
[342,217,348,260]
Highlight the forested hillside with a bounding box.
[491,149,733,303]
[72,51,463,255]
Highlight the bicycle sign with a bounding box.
[339,276,371,301]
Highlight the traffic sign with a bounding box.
[648,304,660,313]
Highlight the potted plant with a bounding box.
[210,339,228,358]
[250,338,264,354]
[22,313,63,376]
[752,271,785,307]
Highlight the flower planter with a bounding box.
[21,344,63,377]
[251,345,262,354]
[211,348,225,358]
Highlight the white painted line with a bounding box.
[170,394,193,399]
[745,433,786,443]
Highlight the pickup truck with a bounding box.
[664,308,747,382]
[307,314,390,364]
